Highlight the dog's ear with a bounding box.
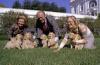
[40,35,43,39]
[23,35,27,40]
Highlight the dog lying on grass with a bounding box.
[14,34,23,49]
[48,32,58,49]
[4,34,23,49]
[40,34,48,48]
[69,32,84,50]
[21,32,37,49]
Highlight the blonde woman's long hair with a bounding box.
[66,16,80,33]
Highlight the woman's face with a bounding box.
[67,18,76,29]
[17,19,25,27]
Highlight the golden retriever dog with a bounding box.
[40,34,48,48]
[69,32,84,50]
[22,32,37,49]
[14,34,23,49]
[48,32,58,49]
[4,34,23,49]
[4,37,16,49]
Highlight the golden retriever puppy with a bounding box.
[4,34,23,49]
[40,34,48,48]
[22,32,37,49]
[4,37,16,49]
[69,32,84,50]
[14,34,23,49]
[48,32,58,49]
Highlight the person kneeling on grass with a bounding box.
[35,11,59,47]
[8,15,29,39]
[55,16,95,52]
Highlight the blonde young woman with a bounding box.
[56,16,95,51]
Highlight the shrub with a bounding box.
[79,17,100,38]
[79,18,95,32]
[56,17,67,37]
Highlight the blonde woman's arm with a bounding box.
[73,23,87,44]
[54,33,68,52]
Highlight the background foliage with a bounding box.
[12,0,66,13]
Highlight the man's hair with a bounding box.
[36,11,46,16]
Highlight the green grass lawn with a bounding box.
[0,38,100,65]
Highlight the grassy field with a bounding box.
[0,38,100,65]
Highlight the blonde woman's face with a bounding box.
[67,18,76,29]
[18,19,25,27]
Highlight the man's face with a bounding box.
[17,19,25,27]
[37,12,46,23]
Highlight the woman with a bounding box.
[56,16,95,51]
[8,15,28,39]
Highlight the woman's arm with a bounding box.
[74,23,87,44]
[8,24,16,39]
[55,33,68,52]
[55,38,68,52]
[59,38,68,49]
[73,39,86,44]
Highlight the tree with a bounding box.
[94,13,100,32]
[59,7,66,12]
[31,0,41,10]
[79,18,95,32]
[42,2,50,11]
[22,0,31,9]
[0,3,5,7]
[50,3,59,12]
[12,0,66,13]
[12,0,21,8]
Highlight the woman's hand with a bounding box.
[72,40,79,44]
[73,39,86,44]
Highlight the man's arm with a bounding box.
[34,20,43,38]
[47,16,60,37]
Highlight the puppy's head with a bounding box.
[69,32,81,40]
[10,37,16,42]
[40,34,48,40]
[48,32,55,39]
[24,32,33,40]
[16,34,23,40]
[69,32,75,39]
[75,34,81,40]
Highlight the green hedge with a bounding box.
[0,34,8,40]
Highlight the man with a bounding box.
[35,11,60,46]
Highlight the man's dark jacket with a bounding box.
[35,16,60,38]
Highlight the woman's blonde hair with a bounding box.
[16,15,28,27]
[16,15,28,23]
[66,16,80,32]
